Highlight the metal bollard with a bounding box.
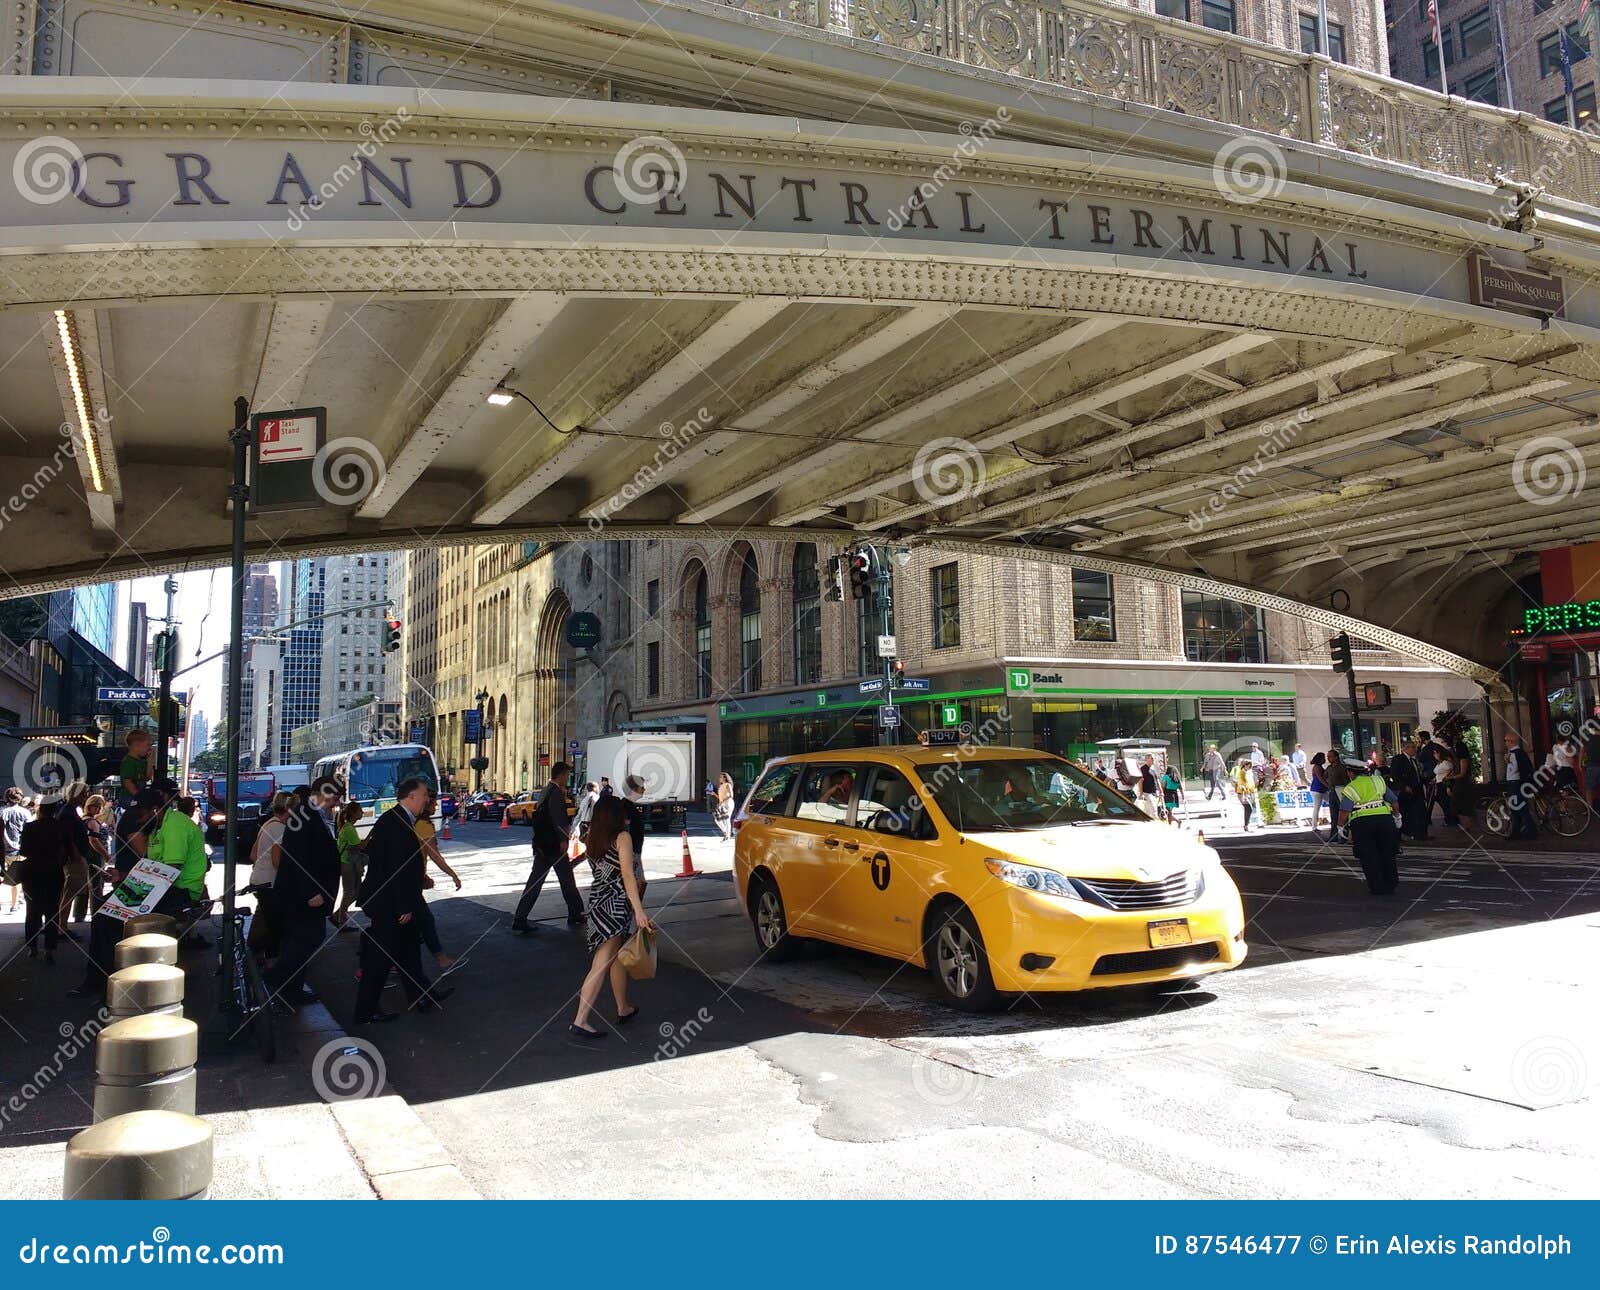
[93,1014,198,1121]
[64,1109,212,1199]
[122,912,178,940]
[114,933,179,971]
[107,962,186,1019]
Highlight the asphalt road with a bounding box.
[289,817,1600,1199]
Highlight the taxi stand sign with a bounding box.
[249,407,327,513]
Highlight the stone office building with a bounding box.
[627,541,1483,791]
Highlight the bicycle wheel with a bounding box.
[1551,793,1591,838]
[1481,793,1513,839]
[240,934,277,1063]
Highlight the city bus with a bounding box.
[309,742,440,836]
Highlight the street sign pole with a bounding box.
[153,576,178,780]
[876,546,897,747]
[220,395,249,1009]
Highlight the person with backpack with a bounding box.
[1160,762,1185,826]
[510,761,583,933]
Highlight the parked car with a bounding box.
[438,792,458,819]
[464,791,511,822]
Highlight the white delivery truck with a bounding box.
[586,732,697,832]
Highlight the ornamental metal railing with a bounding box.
[709,0,1600,207]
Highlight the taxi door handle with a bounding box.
[825,836,858,851]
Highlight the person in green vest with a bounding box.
[147,777,211,939]
[1338,755,1401,895]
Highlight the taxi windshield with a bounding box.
[917,756,1143,831]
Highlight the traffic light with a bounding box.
[383,618,403,653]
[1329,631,1353,677]
[848,548,873,599]
[1362,682,1392,710]
[825,555,845,602]
[892,659,906,686]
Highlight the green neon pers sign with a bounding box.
[1522,601,1600,635]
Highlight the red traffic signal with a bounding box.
[1361,681,1391,709]
[383,618,402,653]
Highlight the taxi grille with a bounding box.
[1072,869,1202,910]
[1091,943,1221,976]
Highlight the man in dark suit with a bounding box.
[265,776,342,1006]
[510,761,582,933]
[1389,741,1427,842]
[354,776,442,1024]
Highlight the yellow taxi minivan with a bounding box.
[732,740,1246,1009]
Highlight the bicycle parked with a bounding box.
[1481,783,1591,840]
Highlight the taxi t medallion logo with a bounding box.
[870,852,892,891]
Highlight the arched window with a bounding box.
[792,543,821,686]
[738,549,762,693]
[693,567,712,699]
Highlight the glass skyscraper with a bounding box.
[70,583,117,658]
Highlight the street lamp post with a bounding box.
[473,687,490,791]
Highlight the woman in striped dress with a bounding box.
[569,796,654,1042]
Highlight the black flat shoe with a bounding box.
[510,922,534,934]
[416,986,456,1013]
[567,1023,605,1042]
[566,914,586,925]
[616,1006,640,1025]
[355,1010,399,1024]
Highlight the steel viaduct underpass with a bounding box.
[5,0,1600,694]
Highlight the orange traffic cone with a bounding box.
[499,810,509,830]
[441,817,452,841]
[676,828,700,878]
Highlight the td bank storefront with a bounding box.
[1003,661,1297,774]
[709,659,1481,791]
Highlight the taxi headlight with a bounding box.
[208,812,226,824]
[984,857,1081,900]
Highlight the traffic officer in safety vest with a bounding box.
[1338,752,1401,895]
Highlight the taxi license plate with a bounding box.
[1147,918,1192,948]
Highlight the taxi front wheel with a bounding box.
[750,874,804,962]
[926,905,998,1011]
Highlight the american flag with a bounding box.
[1426,0,1443,46]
